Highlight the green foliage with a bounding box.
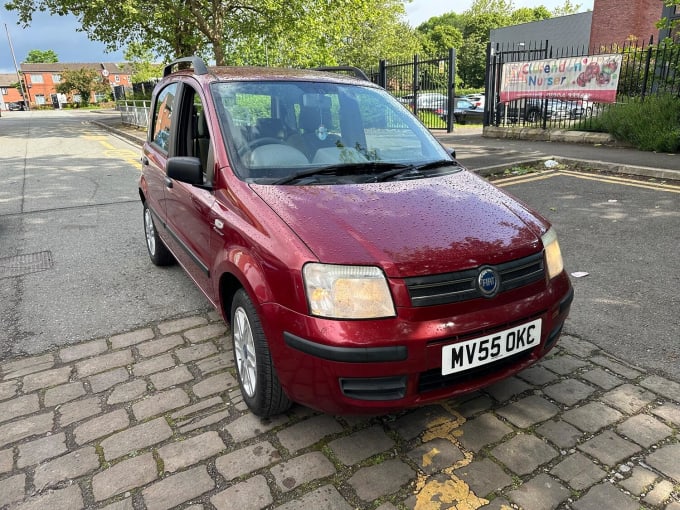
[24,49,58,63]
[123,43,163,82]
[589,95,680,152]
[551,0,582,16]
[55,68,110,107]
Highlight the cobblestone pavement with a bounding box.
[0,312,678,510]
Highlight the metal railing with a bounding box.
[117,100,151,129]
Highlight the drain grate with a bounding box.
[0,251,54,279]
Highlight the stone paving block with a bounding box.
[0,411,54,448]
[150,365,194,390]
[178,410,229,434]
[496,394,559,428]
[646,443,680,481]
[0,473,25,507]
[76,350,133,378]
[276,414,343,453]
[184,323,227,343]
[0,448,13,474]
[33,446,100,489]
[192,372,238,398]
[215,441,280,481]
[580,368,623,390]
[17,432,66,468]
[158,316,208,336]
[517,365,559,386]
[0,380,18,401]
[539,354,588,375]
[100,499,134,510]
[271,451,336,492]
[210,474,272,510]
[619,466,659,495]
[601,383,655,415]
[132,354,176,377]
[21,366,72,393]
[110,328,155,349]
[652,403,680,426]
[562,402,623,433]
[453,394,494,418]
[142,465,215,510]
[0,393,39,423]
[550,452,606,490]
[458,413,513,451]
[590,355,642,380]
[132,387,190,420]
[644,480,674,507]
[507,473,570,510]
[13,484,84,510]
[92,452,158,501]
[196,354,231,375]
[101,417,173,461]
[348,458,415,502]
[484,376,532,402]
[407,437,465,474]
[107,379,148,405]
[158,430,226,473]
[454,458,513,497]
[59,339,108,363]
[388,404,454,441]
[171,396,223,420]
[58,396,101,426]
[89,368,130,393]
[536,419,583,449]
[74,409,130,445]
[577,430,642,467]
[44,381,86,407]
[137,334,185,358]
[491,434,558,476]
[572,483,639,510]
[640,374,680,401]
[542,378,596,406]
[328,425,395,466]
[556,335,599,358]
[616,414,672,448]
[2,354,54,379]
[175,343,218,363]
[275,485,353,510]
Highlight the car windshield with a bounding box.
[211,80,452,185]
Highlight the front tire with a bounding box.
[231,289,292,417]
[143,202,174,266]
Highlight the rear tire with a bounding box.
[143,202,174,266]
[231,289,292,417]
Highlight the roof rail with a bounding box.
[163,56,209,77]
[313,66,370,82]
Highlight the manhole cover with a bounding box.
[0,251,54,279]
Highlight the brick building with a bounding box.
[0,73,25,109]
[19,62,131,107]
[589,0,663,48]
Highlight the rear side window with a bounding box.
[150,83,178,153]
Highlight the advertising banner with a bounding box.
[500,54,622,103]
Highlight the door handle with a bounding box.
[141,156,149,165]
[164,177,173,188]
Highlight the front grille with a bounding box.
[404,251,545,307]
[340,376,407,401]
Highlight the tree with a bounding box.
[55,68,110,106]
[24,49,58,62]
[124,43,162,83]
[552,1,582,17]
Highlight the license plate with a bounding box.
[441,319,542,375]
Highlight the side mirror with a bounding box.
[447,147,457,159]
[166,157,203,186]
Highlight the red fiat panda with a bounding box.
[139,57,573,417]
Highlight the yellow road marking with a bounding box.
[83,135,142,170]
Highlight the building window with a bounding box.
[30,74,44,84]
[35,94,46,105]
[115,75,120,83]
[1,87,7,95]
[52,73,62,83]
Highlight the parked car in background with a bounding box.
[7,101,27,111]
[499,98,585,123]
[398,92,448,112]
[433,98,484,124]
[140,56,573,418]
[465,94,485,110]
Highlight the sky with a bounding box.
[0,0,594,74]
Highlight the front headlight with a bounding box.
[542,227,564,279]
[303,263,396,319]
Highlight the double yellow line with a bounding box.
[83,134,142,170]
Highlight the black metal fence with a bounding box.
[371,49,456,132]
[485,36,680,129]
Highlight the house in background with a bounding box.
[18,62,131,107]
[0,73,25,109]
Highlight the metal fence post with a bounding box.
[447,48,456,133]
[412,54,419,116]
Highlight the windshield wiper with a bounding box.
[371,159,461,182]
[273,162,410,185]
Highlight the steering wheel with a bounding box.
[237,137,285,157]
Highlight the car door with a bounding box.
[162,82,217,301]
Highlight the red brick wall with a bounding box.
[590,0,663,49]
